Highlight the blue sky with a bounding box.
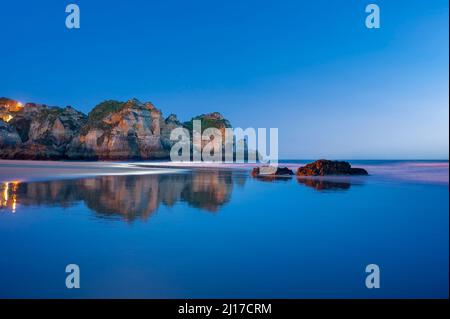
[0,0,448,159]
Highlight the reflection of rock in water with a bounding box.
[78,175,161,221]
[252,175,292,182]
[1,170,246,221]
[296,177,351,191]
[15,180,82,207]
[181,170,233,212]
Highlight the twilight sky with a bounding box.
[0,0,448,159]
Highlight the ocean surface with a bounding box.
[0,160,448,298]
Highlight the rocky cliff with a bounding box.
[0,120,21,147]
[0,99,87,159]
[66,99,170,160]
[0,97,23,122]
[0,97,233,160]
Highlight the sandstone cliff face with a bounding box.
[67,99,169,160]
[0,103,87,159]
[182,112,235,160]
[160,113,183,149]
[0,120,22,147]
[0,97,234,160]
[27,106,87,146]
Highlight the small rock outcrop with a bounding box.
[251,166,294,177]
[296,160,368,176]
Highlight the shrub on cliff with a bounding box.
[79,100,125,135]
[87,100,125,123]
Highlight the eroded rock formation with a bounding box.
[251,166,294,180]
[0,100,87,159]
[67,99,168,160]
[0,97,234,160]
[296,160,368,176]
[0,120,21,147]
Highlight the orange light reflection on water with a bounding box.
[1,181,20,213]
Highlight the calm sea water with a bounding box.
[0,160,448,298]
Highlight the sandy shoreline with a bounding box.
[0,160,263,182]
[0,160,188,182]
[0,159,448,184]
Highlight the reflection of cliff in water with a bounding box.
[0,170,246,221]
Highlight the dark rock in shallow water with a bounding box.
[296,160,368,176]
[273,167,294,175]
[251,166,294,178]
[347,167,369,175]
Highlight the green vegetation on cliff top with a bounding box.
[183,113,231,133]
[88,100,125,123]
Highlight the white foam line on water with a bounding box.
[0,160,189,183]
[127,161,262,169]
[65,168,187,177]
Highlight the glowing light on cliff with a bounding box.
[2,102,23,122]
